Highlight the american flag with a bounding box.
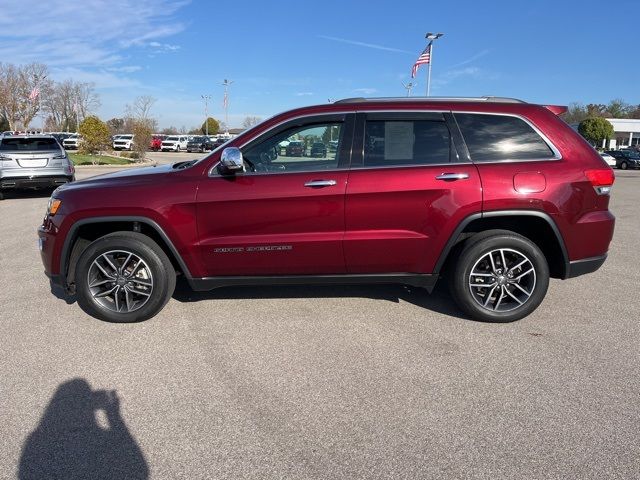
[411,42,432,78]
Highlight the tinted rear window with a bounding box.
[363,120,451,167]
[0,137,60,151]
[455,113,554,161]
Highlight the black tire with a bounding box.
[620,161,628,170]
[75,232,176,323]
[448,230,549,323]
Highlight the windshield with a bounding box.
[166,136,179,141]
[0,137,60,151]
[119,135,133,140]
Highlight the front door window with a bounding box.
[242,123,342,173]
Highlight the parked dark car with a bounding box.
[39,96,615,323]
[605,150,640,170]
[285,141,305,156]
[309,142,327,158]
[186,136,209,153]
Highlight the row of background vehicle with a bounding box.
[600,148,640,170]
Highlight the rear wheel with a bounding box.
[620,161,628,170]
[75,232,176,322]
[449,230,549,322]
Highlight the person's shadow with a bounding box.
[19,378,148,480]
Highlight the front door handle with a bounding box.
[304,180,337,188]
[435,172,470,181]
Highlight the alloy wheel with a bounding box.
[87,250,154,313]
[468,248,536,312]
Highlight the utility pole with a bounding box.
[221,79,233,134]
[402,81,417,97]
[201,94,211,136]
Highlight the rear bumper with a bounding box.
[565,254,607,278]
[1,175,74,189]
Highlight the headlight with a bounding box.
[47,197,62,216]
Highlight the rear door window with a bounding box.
[362,119,452,167]
[455,113,555,162]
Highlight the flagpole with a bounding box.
[424,33,443,97]
[427,45,432,97]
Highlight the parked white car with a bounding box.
[113,134,134,150]
[62,134,81,150]
[600,152,616,167]
[161,135,189,152]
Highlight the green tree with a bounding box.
[578,117,614,147]
[606,98,632,118]
[131,119,153,162]
[106,117,125,135]
[561,102,588,125]
[200,117,220,136]
[78,115,110,159]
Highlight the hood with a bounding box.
[55,163,175,194]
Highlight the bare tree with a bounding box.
[0,62,52,130]
[125,96,158,161]
[242,116,262,129]
[42,79,99,132]
[126,95,156,121]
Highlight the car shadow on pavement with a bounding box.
[172,277,470,320]
[19,378,148,480]
[0,188,55,200]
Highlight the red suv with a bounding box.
[38,97,615,323]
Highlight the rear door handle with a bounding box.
[435,173,470,181]
[304,180,337,188]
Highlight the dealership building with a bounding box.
[602,118,640,149]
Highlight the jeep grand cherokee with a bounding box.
[38,97,615,323]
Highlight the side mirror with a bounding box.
[220,147,244,172]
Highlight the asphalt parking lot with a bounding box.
[1,167,639,479]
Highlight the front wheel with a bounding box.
[449,231,549,322]
[75,232,176,322]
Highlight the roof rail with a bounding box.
[334,96,527,104]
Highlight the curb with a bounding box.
[74,162,157,169]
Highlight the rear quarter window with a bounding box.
[455,113,555,162]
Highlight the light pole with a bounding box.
[201,94,211,136]
[221,79,233,134]
[425,32,443,97]
[402,81,417,97]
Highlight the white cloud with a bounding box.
[319,35,412,54]
[430,67,500,90]
[148,41,181,52]
[354,88,377,95]
[446,49,491,69]
[295,92,314,96]
[50,67,142,89]
[107,66,143,73]
[0,0,188,67]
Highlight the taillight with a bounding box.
[585,169,615,195]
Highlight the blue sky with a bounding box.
[1,0,638,128]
